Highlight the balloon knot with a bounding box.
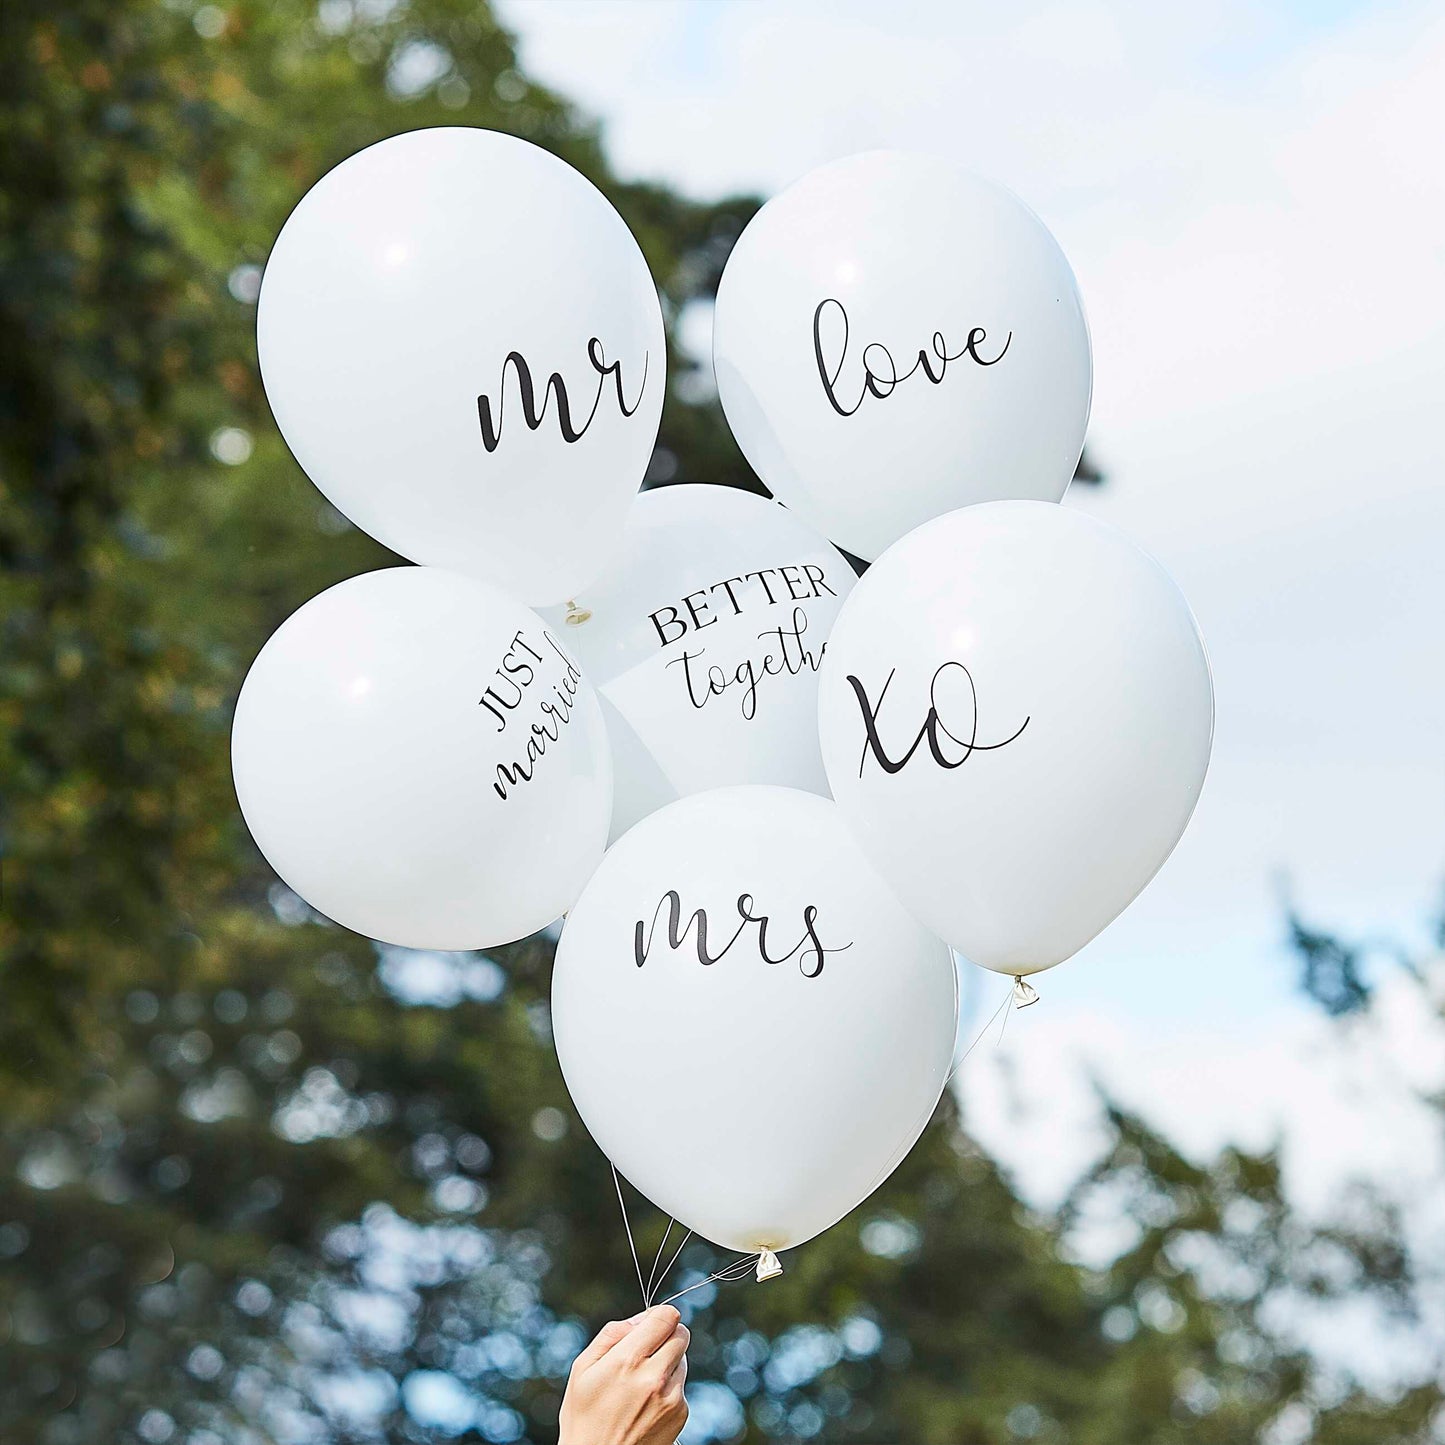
[1012,976,1040,1009]
[755,1248,783,1282]
[564,600,592,626]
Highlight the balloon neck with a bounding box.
[755,1248,783,1282]
[1011,976,1040,1009]
[564,599,592,626]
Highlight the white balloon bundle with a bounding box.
[234,132,1213,1291]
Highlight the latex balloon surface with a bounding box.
[819,501,1213,975]
[258,127,665,606]
[552,786,957,1254]
[547,484,856,837]
[714,150,1091,560]
[232,567,612,949]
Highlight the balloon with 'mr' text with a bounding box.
[257,127,666,608]
[552,785,957,1258]
[548,484,856,837]
[714,150,1092,561]
[819,501,1213,977]
[232,567,613,950]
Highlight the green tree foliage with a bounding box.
[1,2,1436,1442]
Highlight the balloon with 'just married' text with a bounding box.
[232,567,612,950]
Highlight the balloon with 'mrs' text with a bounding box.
[714,151,1091,560]
[546,484,856,838]
[257,127,666,607]
[552,785,957,1257]
[232,567,612,950]
[818,502,1214,976]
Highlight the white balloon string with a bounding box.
[856,976,1021,1204]
[611,1161,649,1307]
[996,985,1014,1046]
[645,1216,676,1305]
[654,1254,762,1307]
[649,1226,694,1307]
[953,982,1016,1086]
[609,1165,714,1309]
[993,976,1038,1048]
[609,980,1034,1312]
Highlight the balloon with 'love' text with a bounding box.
[257,127,665,608]
[714,150,1092,560]
[552,786,957,1257]
[232,567,613,950]
[547,484,856,837]
[819,501,1214,977]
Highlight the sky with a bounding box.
[495,0,1445,1375]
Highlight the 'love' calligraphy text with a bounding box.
[813,297,1011,418]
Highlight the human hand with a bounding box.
[559,1304,689,1445]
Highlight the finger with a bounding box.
[663,1351,688,1394]
[666,1393,690,1433]
[570,1317,635,1373]
[651,1321,690,1378]
[614,1304,681,1362]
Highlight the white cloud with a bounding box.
[956,958,1445,1383]
[957,959,1445,1208]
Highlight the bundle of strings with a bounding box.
[608,973,1038,1306]
[612,1165,761,1308]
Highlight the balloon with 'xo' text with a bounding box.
[818,501,1214,977]
[257,127,666,608]
[713,150,1092,561]
[232,567,612,951]
[552,785,957,1258]
[546,484,856,837]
